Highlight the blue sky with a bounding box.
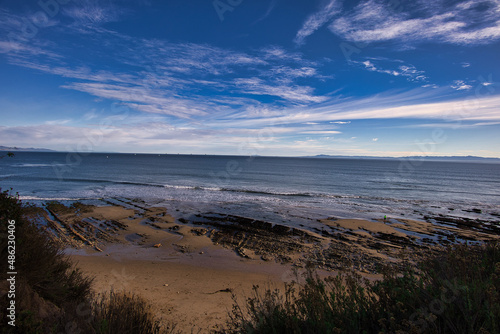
[1,0,499,157]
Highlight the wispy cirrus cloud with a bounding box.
[1,1,499,157]
[294,0,500,46]
[63,0,125,26]
[61,82,208,118]
[54,37,328,109]
[0,40,61,59]
[269,66,319,82]
[3,89,499,155]
[8,58,137,84]
[261,45,310,63]
[0,123,220,152]
[400,121,500,129]
[294,0,341,46]
[233,77,327,104]
[329,0,500,45]
[310,93,500,122]
[135,40,268,76]
[0,7,330,116]
[252,0,278,24]
[212,89,500,130]
[0,9,61,58]
[301,130,341,134]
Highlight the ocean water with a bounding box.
[1,152,499,227]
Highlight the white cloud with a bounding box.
[260,46,307,63]
[400,121,500,129]
[1,14,330,114]
[372,138,378,141]
[270,66,318,79]
[0,9,62,59]
[63,0,124,26]
[213,90,500,130]
[44,119,71,125]
[61,82,208,118]
[451,80,473,90]
[2,90,500,155]
[294,0,341,46]
[329,0,500,45]
[0,8,59,35]
[233,77,327,104]
[9,59,137,84]
[2,3,499,157]
[302,130,342,134]
[318,93,500,122]
[0,123,215,152]
[0,40,61,60]
[354,59,427,82]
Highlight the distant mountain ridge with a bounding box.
[306,154,500,162]
[0,146,56,152]
[0,147,498,161]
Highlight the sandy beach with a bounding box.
[27,198,500,332]
[71,252,289,332]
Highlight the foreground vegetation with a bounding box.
[220,242,500,334]
[1,188,499,333]
[0,189,174,334]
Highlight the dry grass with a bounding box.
[91,290,178,334]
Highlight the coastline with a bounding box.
[26,198,500,332]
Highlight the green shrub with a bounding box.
[220,242,500,334]
[0,189,176,334]
[0,189,93,333]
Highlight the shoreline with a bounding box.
[25,198,500,331]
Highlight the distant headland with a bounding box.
[305,154,500,163]
[0,146,56,152]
